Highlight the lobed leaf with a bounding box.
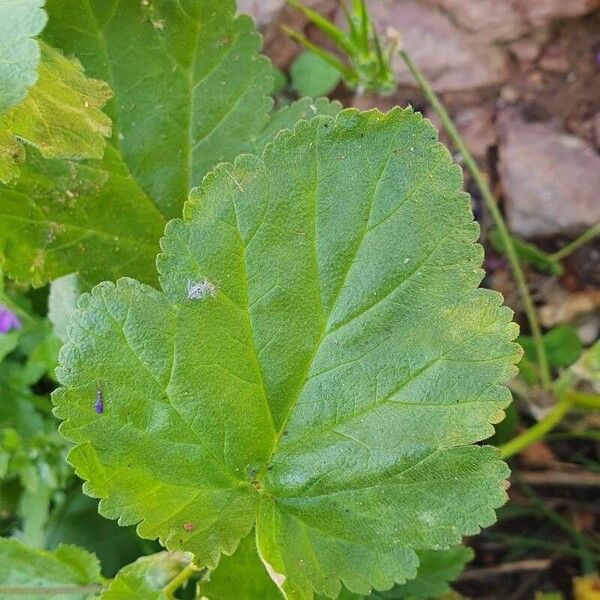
[54,109,520,599]
[0,43,113,183]
[0,0,47,114]
[372,547,473,599]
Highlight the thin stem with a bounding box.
[564,389,600,411]
[551,222,600,262]
[399,48,553,392]
[162,563,197,598]
[499,395,574,459]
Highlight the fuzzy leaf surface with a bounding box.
[0,0,47,114]
[54,109,519,599]
[0,538,102,599]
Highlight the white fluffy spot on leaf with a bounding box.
[186,278,217,300]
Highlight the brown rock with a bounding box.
[429,0,528,42]
[453,106,497,159]
[509,38,542,64]
[237,0,284,27]
[368,1,511,92]
[538,44,570,74]
[498,111,600,238]
[516,0,600,27]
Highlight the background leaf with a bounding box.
[0,0,341,288]
[290,52,342,98]
[42,0,274,219]
[54,109,519,599]
[0,538,102,599]
[99,551,192,600]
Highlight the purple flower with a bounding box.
[0,306,21,333]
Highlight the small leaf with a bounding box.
[489,229,562,277]
[199,533,281,600]
[0,42,113,183]
[520,325,582,370]
[0,0,47,114]
[54,109,519,599]
[100,551,192,600]
[49,273,81,343]
[372,547,474,599]
[291,52,342,98]
[0,538,102,599]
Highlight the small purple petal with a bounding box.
[0,306,21,333]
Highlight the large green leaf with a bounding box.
[54,109,520,599]
[0,42,113,183]
[0,538,102,599]
[42,0,274,220]
[0,0,47,114]
[0,0,340,287]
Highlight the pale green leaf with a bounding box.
[49,273,81,343]
[0,42,112,183]
[0,0,47,114]
[99,551,192,600]
[0,538,102,599]
[54,109,519,599]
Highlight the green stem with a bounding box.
[499,395,574,459]
[162,563,197,598]
[551,222,600,262]
[399,48,552,392]
[564,389,600,411]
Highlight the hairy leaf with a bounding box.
[0,42,112,183]
[54,109,520,599]
[99,551,192,600]
[0,0,47,114]
[0,538,102,599]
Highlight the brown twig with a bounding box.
[518,470,600,488]
[459,559,552,580]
